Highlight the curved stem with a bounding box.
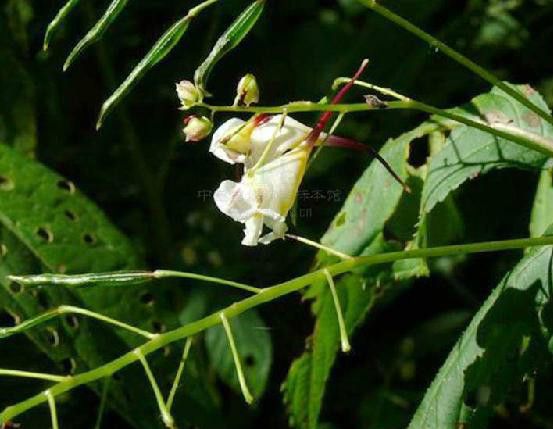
[200,97,553,157]
[357,0,553,127]
[0,305,156,340]
[3,235,553,423]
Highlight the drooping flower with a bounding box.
[213,142,310,245]
[183,115,213,142]
[210,114,314,169]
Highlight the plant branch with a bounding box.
[3,235,553,423]
[357,0,553,127]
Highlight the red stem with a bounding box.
[306,59,369,147]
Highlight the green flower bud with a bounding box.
[176,80,202,109]
[183,115,213,142]
[234,73,259,106]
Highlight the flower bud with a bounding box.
[176,80,201,109]
[183,115,213,142]
[234,73,259,106]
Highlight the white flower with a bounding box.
[213,143,310,245]
[209,114,314,169]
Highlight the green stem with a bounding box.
[135,349,175,429]
[201,98,553,157]
[94,378,111,429]
[3,235,553,423]
[165,338,193,412]
[46,390,60,429]
[0,369,68,383]
[358,0,553,127]
[0,305,156,340]
[220,312,253,404]
[324,269,350,353]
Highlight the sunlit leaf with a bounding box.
[421,84,553,215]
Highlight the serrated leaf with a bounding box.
[96,15,191,128]
[283,272,379,429]
[421,84,553,215]
[408,242,553,429]
[283,123,438,429]
[63,0,129,70]
[43,0,81,51]
[530,167,553,238]
[205,309,272,400]
[194,0,265,93]
[322,122,437,255]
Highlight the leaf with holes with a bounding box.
[283,123,439,429]
[0,143,219,428]
[421,84,553,215]
[408,238,553,429]
[205,309,272,400]
[194,0,265,94]
[63,0,129,70]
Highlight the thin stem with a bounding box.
[285,234,353,260]
[333,77,409,101]
[220,312,254,404]
[0,369,68,383]
[3,235,553,422]
[201,98,553,157]
[324,269,351,353]
[134,349,175,429]
[165,338,193,412]
[358,0,553,127]
[9,270,261,295]
[153,270,261,294]
[94,378,111,429]
[0,305,156,340]
[46,390,59,429]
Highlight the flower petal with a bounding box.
[209,118,247,164]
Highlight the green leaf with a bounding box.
[283,123,438,429]
[43,0,81,51]
[0,143,220,428]
[322,122,437,255]
[205,309,272,400]
[408,242,553,429]
[96,15,190,129]
[283,271,379,429]
[194,0,265,94]
[63,0,129,71]
[530,167,553,238]
[421,84,553,215]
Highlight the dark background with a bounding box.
[2,0,553,427]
